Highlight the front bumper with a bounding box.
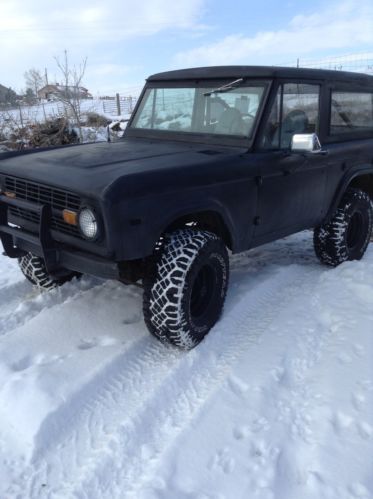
[0,195,119,280]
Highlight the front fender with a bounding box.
[116,193,238,260]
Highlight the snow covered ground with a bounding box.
[1,99,132,126]
[0,232,372,499]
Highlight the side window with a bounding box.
[330,92,373,135]
[262,83,320,149]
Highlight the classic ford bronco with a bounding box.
[1,66,373,349]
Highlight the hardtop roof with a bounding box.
[148,65,373,85]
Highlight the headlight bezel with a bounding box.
[78,205,101,241]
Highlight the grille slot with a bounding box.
[51,217,81,237]
[9,206,39,225]
[5,176,82,239]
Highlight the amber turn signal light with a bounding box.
[4,191,16,198]
[62,209,78,226]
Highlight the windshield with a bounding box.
[130,83,267,139]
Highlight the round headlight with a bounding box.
[78,207,98,239]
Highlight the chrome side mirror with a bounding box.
[291,133,327,154]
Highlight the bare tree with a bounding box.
[53,50,88,142]
[24,68,44,98]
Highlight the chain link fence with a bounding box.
[0,101,65,127]
[0,94,138,128]
[282,53,373,74]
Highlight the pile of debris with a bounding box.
[0,144,11,153]
[24,118,79,148]
[1,118,79,151]
[0,114,129,154]
[84,112,110,127]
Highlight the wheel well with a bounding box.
[349,174,373,200]
[164,210,233,250]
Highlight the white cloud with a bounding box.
[2,0,373,96]
[84,63,144,95]
[0,0,206,43]
[174,0,373,67]
[0,0,206,92]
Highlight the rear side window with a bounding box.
[330,92,373,135]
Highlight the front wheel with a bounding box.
[314,188,372,267]
[18,253,80,290]
[143,229,229,349]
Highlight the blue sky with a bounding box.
[1,0,373,95]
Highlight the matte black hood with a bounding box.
[0,139,245,200]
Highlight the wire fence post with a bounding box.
[116,93,121,116]
[18,105,24,127]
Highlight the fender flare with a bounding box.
[324,165,373,222]
[154,197,237,251]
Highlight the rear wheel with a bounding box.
[18,253,79,290]
[143,229,229,349]
[314,188,372,267]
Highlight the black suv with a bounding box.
[1,66,373,349]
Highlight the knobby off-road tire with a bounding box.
[143,229,229,349]
[314,188,373,267]
[18,253,78,290]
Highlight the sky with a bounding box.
[0,0,373,96]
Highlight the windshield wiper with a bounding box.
[203,78,244,97]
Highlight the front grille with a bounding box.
[5,177,80,211]
[5,176,82,239]
[9,206,81,238]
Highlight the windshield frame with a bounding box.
[125,78,272,147]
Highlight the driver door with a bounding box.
[253,82,327,243]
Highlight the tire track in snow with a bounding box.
[92,265,322,499]
[0,279,35,312]
[0,276,103,338]
[13,336,183,499]
[17,263,321,499]
[242,292,335,499]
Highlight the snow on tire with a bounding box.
[143,229,229,349]
[18,253,77,290]
[314,188,372,267]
